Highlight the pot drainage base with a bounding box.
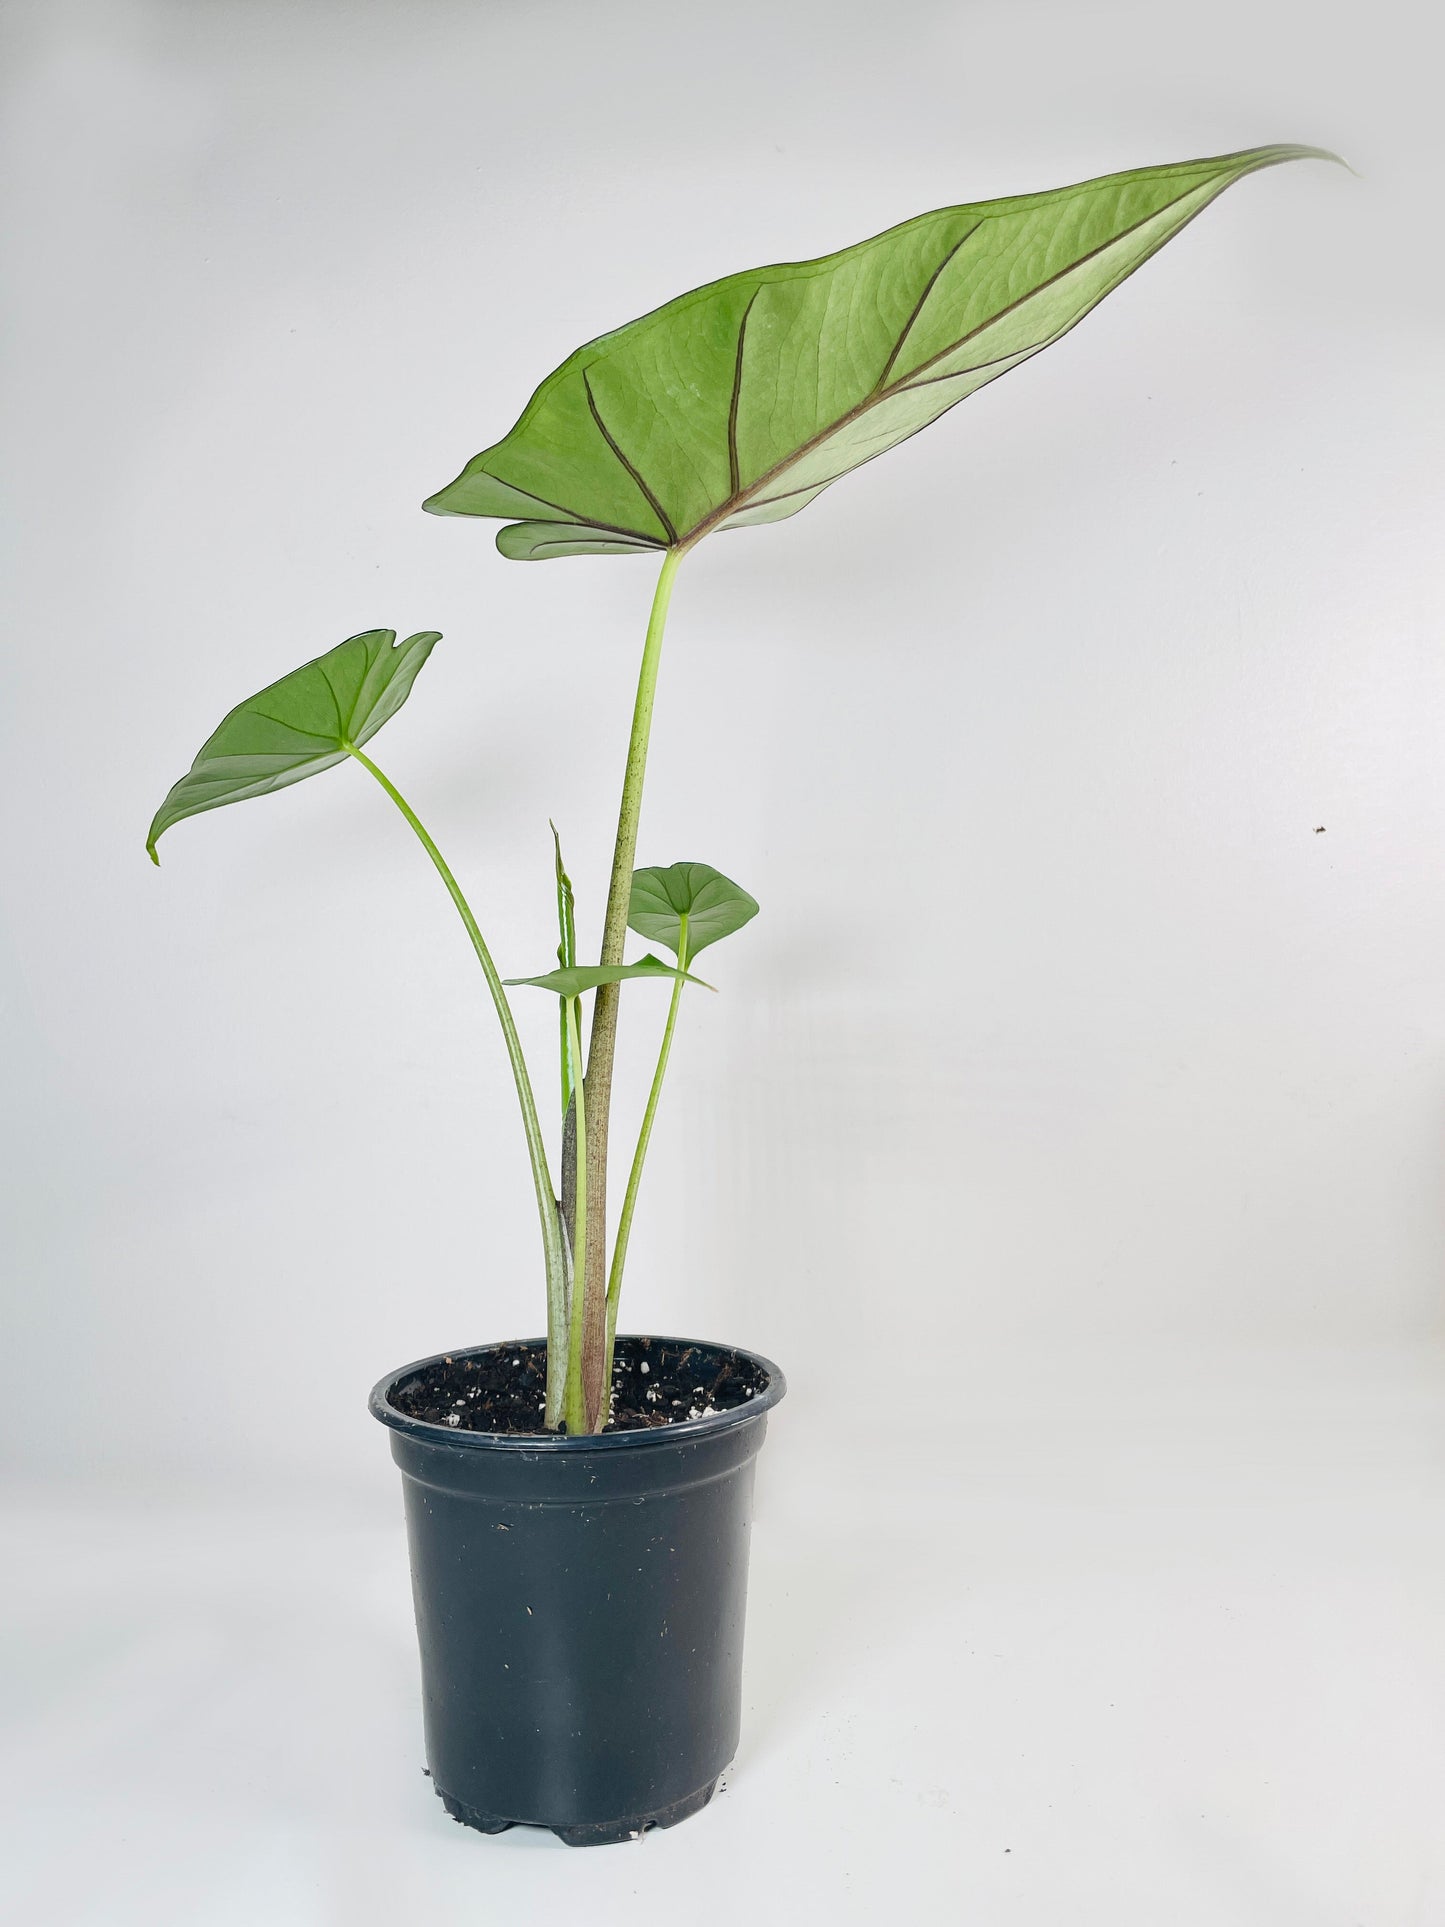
[437,1775,721,1847]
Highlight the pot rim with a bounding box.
[369,1333,787,1454]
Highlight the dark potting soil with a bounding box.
[389,1336,770,1436]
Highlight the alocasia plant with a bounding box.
[150,144,1334,1433]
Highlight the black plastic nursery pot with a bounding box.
[370,1334,786,1846]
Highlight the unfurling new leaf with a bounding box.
[423,145,1336,561]
[146,629,440,860]
[628,863,759,958]
[551,822,580,1116]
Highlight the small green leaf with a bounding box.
[628,862,759,958]
[505,954,714,996]
[147,629,440,861]
[424,145,1338,561]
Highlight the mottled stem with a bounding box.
[578,548,683,1430]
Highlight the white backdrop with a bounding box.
[2,0,1441,1485]
[4,4,1444,1920]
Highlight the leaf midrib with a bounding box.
[669,165,1228,551]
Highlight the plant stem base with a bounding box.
[437,1773,722,1847]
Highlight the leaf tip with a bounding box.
[146,838,161,867]
[1256,141,1352,179]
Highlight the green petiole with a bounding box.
[604,913,689,1384]
[348,745,570,1427]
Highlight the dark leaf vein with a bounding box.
[727,288,759,499]
[244,707,339,743]
[582,369,677,545]
[874,220,983,391]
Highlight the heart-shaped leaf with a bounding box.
[147,629,440,861]
[504,954,714,997]
[424,145,1335,561]
[628,863,759,959]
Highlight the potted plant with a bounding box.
[147,143,1335,1844]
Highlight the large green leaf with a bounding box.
[147,629,439,861]
[628,862,759,958]
[424,145,1334,561]
[504,955,713,997]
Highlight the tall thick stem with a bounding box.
[579,547,684,1430]
[562,997,589,1433]
[348,747,570,1427]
